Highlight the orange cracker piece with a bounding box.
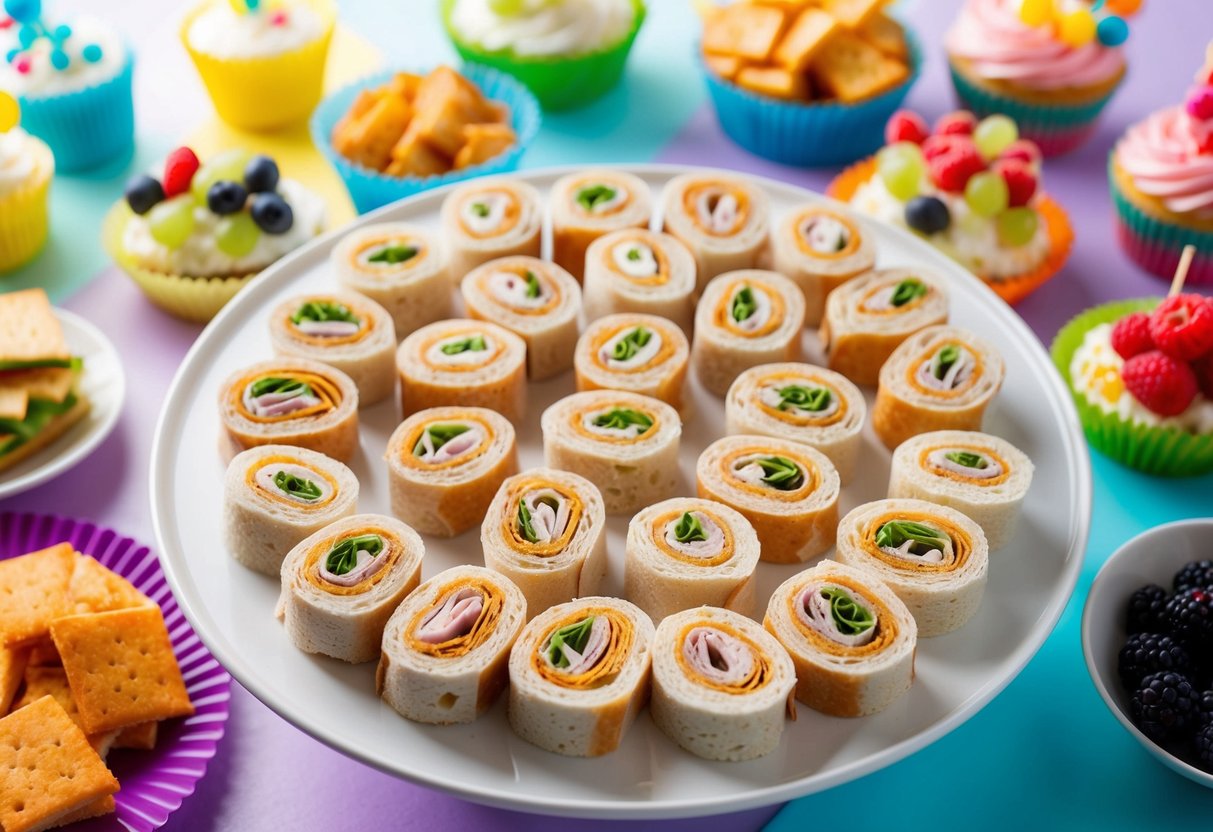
[0,645,27,713]
[26,639,59,667]
[387,71,424,101]
[386,127,451,178]
[51,606,194,735]
[811,30,908,103]
[114,720,158,751]
[0,542,75,647]
[55,795,116,827]
[703,3,788,62]
[68,554,152,615]
[736,65,809,100]
[821,0,884,28]
[452,123,516,170]
[331,89,412,172]
[0,696,119,832]
[11,666,117,754]
[403,69,490,159]
[773,7,840,72]
[858,12,908,60]
[704,53,745,81]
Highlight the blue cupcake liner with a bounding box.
[310,64,542,215]
[701,26,922,168]
[18,50,136,174]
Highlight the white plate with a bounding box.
[150,165,1091,819]
[0,309,125,500]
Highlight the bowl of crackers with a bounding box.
[312,64,542,214]
[697,0,921,167]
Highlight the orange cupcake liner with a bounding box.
[828,157,1072,305]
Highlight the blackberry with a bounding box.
[1174,560,1213,594]
[1198,690,1213,728]
[1196,723,1213,773]
[1131,671,1199,743]
[1126,584,1169,634]
[1118,633,1192,689]
[1163,588,1213,651]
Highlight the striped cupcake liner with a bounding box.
[949,62,1118,158]
[1050,300,1213,478]
[1109,165,1213,287]
[0,166,51,273]
[0,511,232,832]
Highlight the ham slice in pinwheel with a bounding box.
[582,229,697,337]
[661,173,769,292]
[440,178,542,279]
[771,203,877,327]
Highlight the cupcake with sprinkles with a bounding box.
[0,91,52,271]
[1110,44,1213,287]
[945,0,1138,157]
[0,0,134,171]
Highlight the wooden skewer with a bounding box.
[1169,245,1196,297]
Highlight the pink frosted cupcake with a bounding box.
[946,0,1132,157]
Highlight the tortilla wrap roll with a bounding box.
[440,178,543,279]
[661,172,770,293]
[574,312,690,413]
[550,170,652,281]
[771,203,876,327]
[582,229,697,336]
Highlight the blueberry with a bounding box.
[905,196,951,235]
[124,174,165,215]
[243,155,280,193]
[207,180,248,216]
[250,192,293,234]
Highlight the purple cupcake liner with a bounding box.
[0,512,232,832]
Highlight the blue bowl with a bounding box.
[311,64,542,214]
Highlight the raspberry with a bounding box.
[1131,671,1199,743]
[929,144,986,193]
[1187,86,1213,121]
[1118,632,1192,690]
[934,111,977,136]
[1122,350,1199,417]
[1148,294,1213,361]
[992,159,1038,207]
[1000,139,1043,169]
[1175,560,1213,595]
[1165,588,1213,652]
[162,147,200,199]
[922,134,967,162]
[1195,353,1213,400]
[885,110,929,145]
[1127,584,1170,634]
[1110,312,1155,360]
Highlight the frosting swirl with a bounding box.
[448,0,635,58]
[0,129,39,195]
[1116,105,1213,217]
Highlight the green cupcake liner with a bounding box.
[1051,299,1213,477]
[441,0,645,111]
[1109,156,1213,286]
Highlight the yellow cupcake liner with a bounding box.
[102,203,255,324]
[0,161,51,274]
[181,0,336,132]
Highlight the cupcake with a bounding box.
[442,0,645,112]
[829,108,1073,305]
[1052,294,1213,477]
[945,0,1138,158]
[1110,46,1213,287]
[0,0,134,172]
[181,0,334,131]
[0,92,52,272]
[697,0,921,167]
[104,146,326,322]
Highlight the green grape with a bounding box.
[191,149,252,204]
[148,195,196,249]
[216,212,261,257]
[877,142,925,201]
[996,207,1039,248]
[964,171,1009,218]
[973,116,1019,160]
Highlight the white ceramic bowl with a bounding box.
[1082,519,1213,789]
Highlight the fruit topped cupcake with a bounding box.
[945,0,1139,157]
[1052,284,1213,477]
[828,107,1073,304]
[104,146,326,322]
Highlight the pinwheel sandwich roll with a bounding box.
[223,445,359,576]
[397,319,528,423]
[888,431,1033,551]
[772,203,877,327]
[550,170,652,281]
[661,173,770,292]
[764,560,916,717]
[278,514,425,663]
[582,229,697,336]
[574,313,690,412]
[697,435,840,565]
[460,257,581,381]
[542,390,681,516]
[481,468,607,617]
[725,363,866,485]
[873,326,1005,451]
[651,606,796,761]
[333,222,452,341]
[377,566,526,725]
[386,407,518,538]
[624,498,761,622]
[440,178,543,279]
[219,358,359,462]
[692,270,807,397]
[820,268,949,386]
[269,292,396,407]
[834,499,989,637]
[508,596,655,757]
